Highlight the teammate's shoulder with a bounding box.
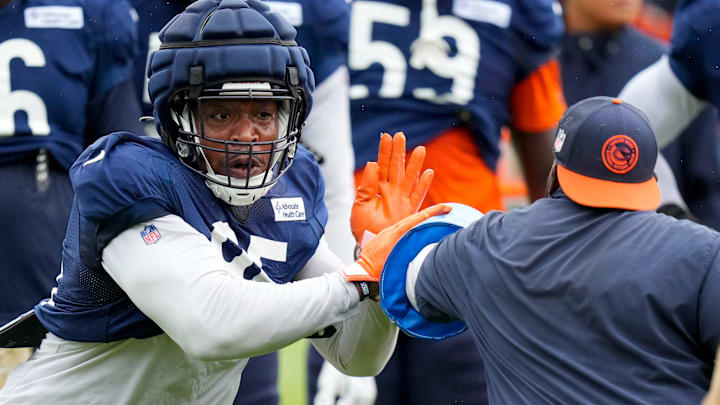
[296,0,348,25]
[509,0,563,50]
[80,0,137,50]
[674,0,720,27]
[671,0,720,48]
[268,144,323,199]
[70,132,177,221]
[291,144,322,177]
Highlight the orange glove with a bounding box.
[343,204,452,282]
[351,132,435,243]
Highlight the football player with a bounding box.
[0,0,142,385]
[259,1,378,404]
[130,0,189,137]
[328,0,568,403]
[619,0,720,149]
[0,1,448,403]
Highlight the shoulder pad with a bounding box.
[511,0,563,51]
[669,0,720,103]
[71,132,175,224]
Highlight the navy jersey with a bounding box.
[129,0,188,117]
[263,0,350,85]
[348,0,563,169]
[669,0,720,107]
[0,0,139,169]
[415,192,720,404]
[35,133,328,342]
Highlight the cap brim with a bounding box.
[557,165,660,211]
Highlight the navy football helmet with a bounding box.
[148,0,314,205]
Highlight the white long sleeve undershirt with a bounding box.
[102,214,396,372]
[619,55,708,149]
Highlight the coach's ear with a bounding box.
[545,160,560,197]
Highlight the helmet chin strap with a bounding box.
[172,85,291,207]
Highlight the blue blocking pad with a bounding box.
[380,203,483,339]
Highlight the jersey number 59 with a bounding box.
[349,0,480,105]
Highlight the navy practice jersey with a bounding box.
[263,0,350,85]
[35,133,328,342]
[130,0,188,117]
[669,0,720,107]
[349,0,563,169]
[0,0,138,169]
[415,192,720,403]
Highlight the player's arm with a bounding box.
[509,59,566,202]
[102,214,365,362]
[101,203,448,365]
[619,55,707,149]
[295,239,397,376]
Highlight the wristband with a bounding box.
[354,281,371,301]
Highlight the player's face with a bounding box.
[569,0,642,29]
[197,99,279,179]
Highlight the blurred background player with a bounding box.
[260,1,380,404]
[619,0,720,166]
[0,0,142,386]
[559,0,720,228]
[306,0,567,404]
[129,0,188,137]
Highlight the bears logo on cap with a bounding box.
[602,135,638,174]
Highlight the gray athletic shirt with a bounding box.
[416,191,720,404]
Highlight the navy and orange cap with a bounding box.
[553,96,660,211]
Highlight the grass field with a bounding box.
[278,340,309,405]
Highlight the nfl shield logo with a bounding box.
[140,225,161,245]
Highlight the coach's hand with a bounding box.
[343,204,451,282]
[351,132,435,243]
[703,348,720,405]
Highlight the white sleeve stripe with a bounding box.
[406,243,438,311]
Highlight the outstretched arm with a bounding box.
[102,216,364,362]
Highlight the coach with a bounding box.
[382,96,720,404]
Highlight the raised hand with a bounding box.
[344,204,452,282]
[351,132,435,243]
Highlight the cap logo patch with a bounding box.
[602,135,638,174]
[554,128,566,152]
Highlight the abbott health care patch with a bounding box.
[271,197,306,222]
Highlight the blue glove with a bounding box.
[380,203,482,339]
